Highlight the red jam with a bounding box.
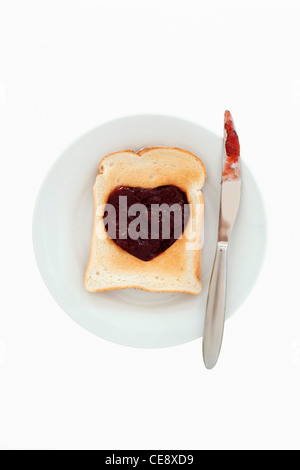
[104,185,190,261]
[223,110,240,181]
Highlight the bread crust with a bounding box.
[84,146,206,294]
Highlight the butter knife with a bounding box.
[202,110,241,369]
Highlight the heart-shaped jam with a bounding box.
[104,185,190,261]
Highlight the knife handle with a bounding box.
[203,241,228,369]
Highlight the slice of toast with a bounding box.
[84,147,206,295]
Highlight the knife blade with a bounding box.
[202,110,241,369]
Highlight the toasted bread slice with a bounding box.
[84,147,206,294]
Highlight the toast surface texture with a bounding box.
[84,147,206,294]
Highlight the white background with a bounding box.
[1,0,300,450]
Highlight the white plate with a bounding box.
[33,114,267,348]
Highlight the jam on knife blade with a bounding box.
[222,110,240,182]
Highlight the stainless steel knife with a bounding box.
[202,110,241,369]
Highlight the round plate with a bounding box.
[33,114,267,348]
